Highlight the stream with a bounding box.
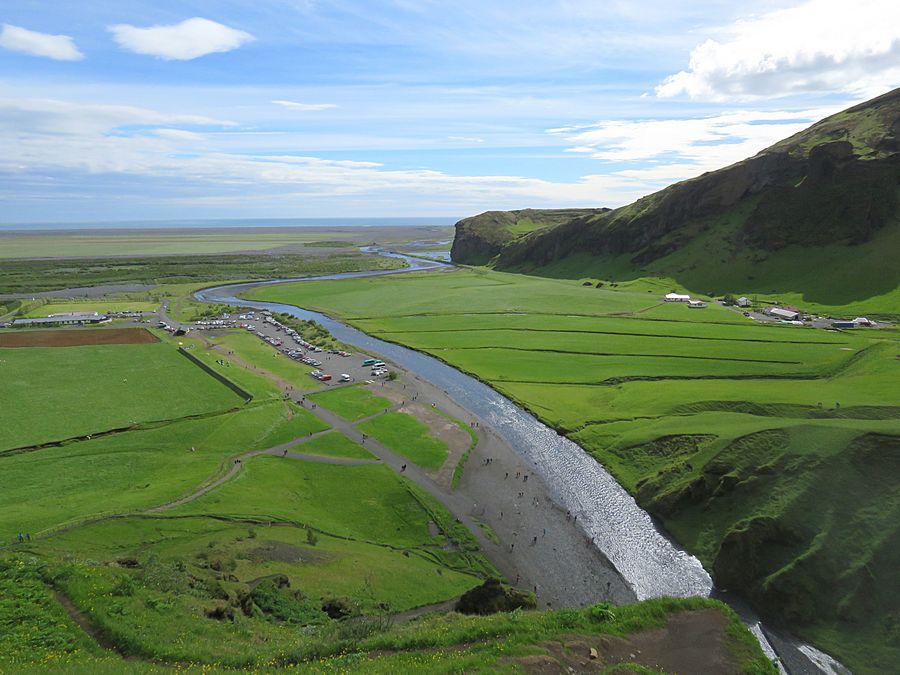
[196,250,849,675]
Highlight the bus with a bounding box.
[362,358,377,366]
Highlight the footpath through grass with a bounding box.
[249,267,900,674]
[0,401,324,537]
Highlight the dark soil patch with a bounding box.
[247,541,331,564]
[0,327,158,347]
[505,608,738,674]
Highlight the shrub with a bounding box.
[588,602,616,624]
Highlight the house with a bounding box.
[12,313,108,327]
[766,307,799,321]
[737,297,751,307]
[687,299,706,308]
[664,292,691,302]
[852,317,874,326]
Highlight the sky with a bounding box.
[1,0,899,223]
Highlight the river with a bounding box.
[196,250,849,675]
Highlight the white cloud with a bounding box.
[0,23,83,61]
[154,128,205,141]
[0,96,642,213]
[549,106,842,185]
[657,0,900,100]
[271,100,338,111]
[448,136,485,143]
[108,18,254,61]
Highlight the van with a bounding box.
[372,361,386,368]
[340,374,351,382]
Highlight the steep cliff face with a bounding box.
[460,88,900,285]
[450,208,608,265]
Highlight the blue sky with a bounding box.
[1,0,898,223]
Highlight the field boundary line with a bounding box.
[177,346,254,402]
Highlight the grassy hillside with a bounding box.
[458,88,900,316]
[450,208,608,265]
[249,268,900,673]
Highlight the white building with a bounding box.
[688,299,706,308]
[664,292,691,302]
[737,297,751,307]
[767,307,799,321]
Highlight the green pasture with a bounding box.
[249,269,674,319]
[308,384,392,421]
[33,516,480,615]
[0,341,244,452]
[174,335,282,399]
[0,401,320,537]
[358,412,449,470]
[295,432,377,460]
[248,266,900,673]
[174,456,436,547]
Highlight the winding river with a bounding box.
[196,250,848,675]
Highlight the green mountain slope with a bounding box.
[454,88,900,317]
[450,208,608,265]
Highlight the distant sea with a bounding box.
[0,217,457,232]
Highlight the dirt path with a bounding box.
[54,590,126,655]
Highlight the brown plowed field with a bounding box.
[0,327,159,348]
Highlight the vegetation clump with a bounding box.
[455,578,537,615]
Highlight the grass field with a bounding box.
[358,412,449,470]
[0,341,245,452]
[249,266,900,674]
[0,401,323,536]
[0,225,453,259]
[309,385,393,421]
[0,251,406,295]
[297,432,378,460]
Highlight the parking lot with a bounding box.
[205,309,391,389]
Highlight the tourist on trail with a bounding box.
[401,464,407,472]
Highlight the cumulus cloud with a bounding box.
[108,17,253,61]
[656,0,900,100]
[271,100,338,111]
[550,107,840,185]
[0,23,83,61]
